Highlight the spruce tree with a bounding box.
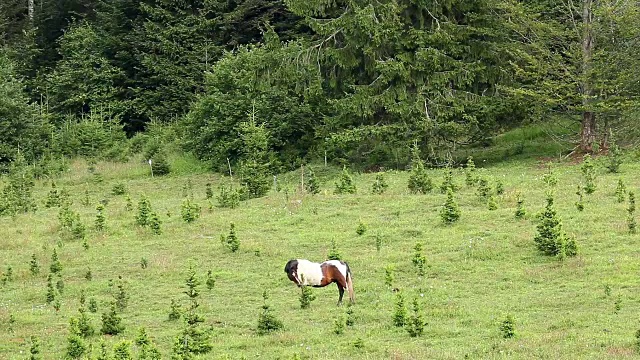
[327,239,341,261]
[238,115,272,199]
[581,154,596,194]
[95,204,106,231]
[150,150,171,176]
[534,194,577,257]
[500,315,516,338]
[440,189,461,224]
[628,191,637,234]
[406,297,425,337]
[334,166,357,194]
[136,196,152,226]
[476,178,491,199]
[181,196,201,223]
[439,167,457,194]
[222,223,240,252]
[407,144,432,194]
[257,290,283,335]
[575,185,584,211]
[172,266,212,357]
[393,293,407,327]
[606,130,623,173]
[515,192,526,219]
[66,317,87,359]
[487,195,498,210]
[50,248,62,274]
[465,156,477,186]
[101,302,124,335]
[29,253,40,276]
[149,212,162,235]
[371,173,388,194]
[29,336,41,360]
[412,243,426,276]
[305,166,320,195]
[299,283,316,309]
[615,178,626,203]
[112,340,133,360]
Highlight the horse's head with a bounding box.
[284,259,301,286]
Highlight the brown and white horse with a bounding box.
[284,259,355,305]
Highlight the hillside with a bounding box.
[1,150,639,359]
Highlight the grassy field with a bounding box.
[1,149,640,359]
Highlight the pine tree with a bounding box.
[440,189,461,224]
[408,144,432,194]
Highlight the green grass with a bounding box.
[1,154,640,359]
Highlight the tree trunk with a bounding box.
[580,0,595,153]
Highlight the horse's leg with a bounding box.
[336,282,345,306]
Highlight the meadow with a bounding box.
[1,148,640,359]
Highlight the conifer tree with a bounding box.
[172,266,212,357]
[581,154,596,194]
[407,144,432,194]
[334,166,357,194]
[412,243,426,276]
[257,290,284,335]
[439,167,457,194]
[101,302,124,335]
[112,340,133,360]
[465,156,477,186]
[615,178,626,203]
[95,204,106,231]
[29,253,40,276]
[393,293,407,327]
[371,173,388,194]
[515,192,526,219]
[238,114,272,199]
[28,336,41,360]
[222,223,240,252]
[50,248,62,274]
[305,166,320,195]
[149,212,162,235]
[440,189,461,224]
[575,185,585,211]
[136,196,152,227]
[406,297,425,337]
[299,283,316,309]
[534,194,577,257]
[628,191,636,234]
[606,131,623,173]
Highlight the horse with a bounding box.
[284,259,355,305]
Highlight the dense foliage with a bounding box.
[0,0,639,173]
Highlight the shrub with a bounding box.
[333,313,346,334]
[111,183,127,195]
[487,195,498,210]
[476,178,491,199]
[495,180,505,195]
[335,166,357,194]
[206,270,216,290]
[205,183,213,199]
[356,222,367,236]
[500,314,516,338]
[217,184,240,208]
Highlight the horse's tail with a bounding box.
[345,262,355,304]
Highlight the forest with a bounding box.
[0,0,638,174]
